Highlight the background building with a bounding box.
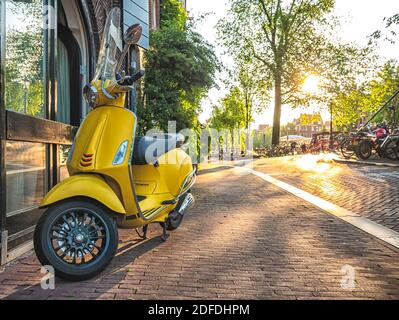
[0,0,158,264]
[294,114,324,138]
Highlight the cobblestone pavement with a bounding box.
[251,155,399,233]
[1,166,399,300]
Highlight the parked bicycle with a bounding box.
[380,128,399,160]
[355,124,389,160]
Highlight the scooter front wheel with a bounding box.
[34,200,119,281]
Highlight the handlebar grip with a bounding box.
[129,70,145,84]
[117,70,145,86]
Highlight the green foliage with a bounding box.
[253,126,273,147]
[332,61,399,129]
[160,0,187,30]
[138,0,219,134]
[209,86,246,143]
[235,62,270,130]
[209,87,246,131]
[5,0,44,117]
[370,13,399,45]
[299,113,322,126]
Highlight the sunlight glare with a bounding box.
[303,75,320,94]
[294,153,338,174]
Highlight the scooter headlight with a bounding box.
[83,83,99,108]
[113,140,129,166]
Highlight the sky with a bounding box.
[187,0,399,129]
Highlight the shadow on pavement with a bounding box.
[197,166,233,176]
[3,236,164,300]
[2,166,399,300]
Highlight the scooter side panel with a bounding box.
[40,174,126,214]
[131,149,194,197]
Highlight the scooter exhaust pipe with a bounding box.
[177,193,195,216]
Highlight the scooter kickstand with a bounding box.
[142,225,148,240]
[160,222,169,242]
[136,225,148,240]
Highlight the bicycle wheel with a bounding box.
[383,139,399,160]
[340,138,355,159]
[356,141,373,160]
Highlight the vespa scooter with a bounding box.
[33,8,196,281]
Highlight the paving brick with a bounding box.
[0,165,399,299]
[253,156,399,233]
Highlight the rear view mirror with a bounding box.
[124,24,142,45]
[117,24,143,74]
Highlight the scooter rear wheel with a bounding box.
[34,199,119,281]
[166,211,184,231]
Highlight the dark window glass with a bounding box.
[57,40,71,124]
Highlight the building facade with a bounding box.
[0,0,156,264]
[294,115,324,138]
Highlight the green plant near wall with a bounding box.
[137,0,219,135]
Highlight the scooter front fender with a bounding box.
[40,174,126,214]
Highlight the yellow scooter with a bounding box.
[33,8,196,281]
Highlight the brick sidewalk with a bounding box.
[251,156,399,233]
[1,167,399,300]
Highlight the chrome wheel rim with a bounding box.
[48,208,110,266]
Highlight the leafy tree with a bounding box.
[298,113,322,126]
[253,126,273,147]
[235,62,270,150]
[332,61,399,129]
[370,13,399,44]
[138,0,219,134]
[218,0,368,145]
[209,86,246,149]
[331,86,368,130]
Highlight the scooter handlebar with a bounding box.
[117,70,145,86]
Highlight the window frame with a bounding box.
[1,0,7,237]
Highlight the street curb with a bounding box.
[334,158,399,168]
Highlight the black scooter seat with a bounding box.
[132,134,185,165]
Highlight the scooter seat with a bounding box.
[132,134,185,165]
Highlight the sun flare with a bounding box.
[303,75,320,94]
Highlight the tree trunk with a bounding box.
[272,74,282,146]
[230,130,235,161]
[245,95,250,154]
